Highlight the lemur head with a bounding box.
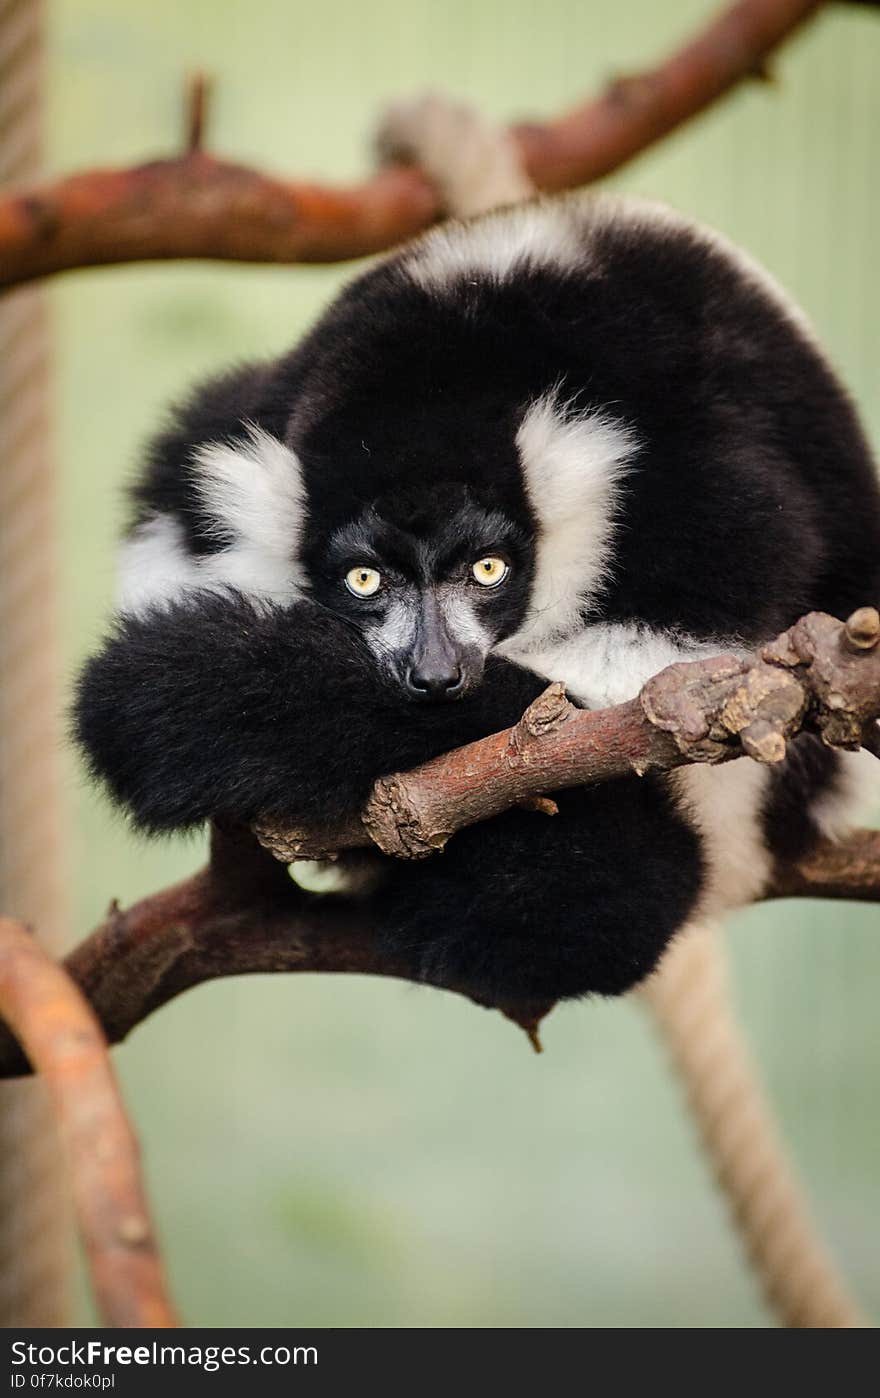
[306,479,534,701]
[283,254,639,703]
[122,242,638,693]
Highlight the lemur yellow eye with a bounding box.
[345,565,382,597]
[472,556,509,587]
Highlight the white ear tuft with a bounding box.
[118,427,308,616]
[512,389,638,645]
[191,425,307,566]
[187,425,308,604]
[117,513,202,617]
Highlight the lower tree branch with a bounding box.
[0,818,876,1084]
[0,826,554,1079]
[769,827,880,901]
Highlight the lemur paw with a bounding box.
[375,91,534,219]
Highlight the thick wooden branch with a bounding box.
[512,0,824,191]
[255,609,880,863]
[0,827,553,1079]
[0,820,877,1085]
[0,0,825,290]
[0,609,877,1083]
[769,826,880,901]
[0,918,178,1325]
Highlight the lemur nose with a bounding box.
[406,663,464,701]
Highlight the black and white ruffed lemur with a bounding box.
[74,106,880,1007]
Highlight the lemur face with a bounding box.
[308,484,533,701]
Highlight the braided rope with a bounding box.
[640,923,867,1327]
[0,0,70,1326]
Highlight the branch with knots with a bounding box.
[2,0,867,291]
[1,606,878,1083]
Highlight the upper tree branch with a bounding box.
[0,0,826,290]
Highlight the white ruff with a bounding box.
[403,198,588,290]
[499,622,744,712]
[508,391,638,650]
[118,427,306,615]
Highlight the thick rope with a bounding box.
[640,923,867,1328]
[0,0,70,1326]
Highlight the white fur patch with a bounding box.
[404,190,819,349]
[438,588,491,650]
[365,596,417,661]
[189,425,308,585]
[504,393,638,650]
[118,427,306,616]
[810,746,880,839]
[403,199,588,291]
[498,618,767,916]
[499,621,744,711]
[117,513,203,617]
[290,857,386,896]
[376,93,534,219]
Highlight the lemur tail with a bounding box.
[640,923,867,1328]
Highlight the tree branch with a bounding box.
[0,819,876,1085]
[255,609,880,863]
[769,826,880,901]
[513,0,825,190]
[0,0,826,290]
[0,608,876,1082]
[0,918,179,1325]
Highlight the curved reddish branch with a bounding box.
[0,608,877,1083]
[0,826,554,1079]
[0,0,824,289]
[513,0,824,191]
[0,918,179,1325]
[0,819,877,1085]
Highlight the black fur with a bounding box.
[377,782,702,1001]
[76,197,880,1005]
[75,592,546,831]
[761,734,842,866]
[75,591,702,1004]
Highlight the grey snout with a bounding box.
[404,593,481,703]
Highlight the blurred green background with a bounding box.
[46,0,878,1326]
